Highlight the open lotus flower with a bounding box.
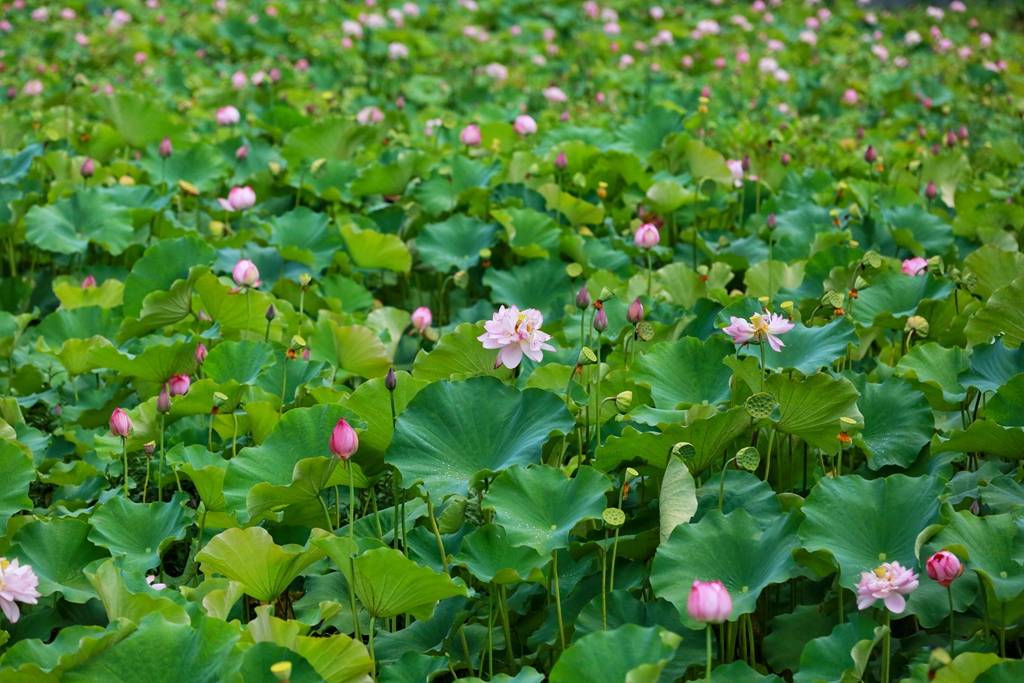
[477,305,555,369]
[218,186,256,212]
[215,105,241,125]
[723,311,794,352]
[0,558,40,623]
[856,561,918,613]
[901,257,928,276]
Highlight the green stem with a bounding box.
[594,339,602,450]
[498,584,514,664]
[231,412,238,458]
[763,429,776,485]
[348,465,356,546]
[425,496,449,572]
[759,341,767,393]
[552,551,566,653]
[159,414,165,502]
[609,528,621,592]
[348,554,361,642]
[947,586,955,657]
[1000,601,1006,657]
[279,357,288,415]
[881,610,891,683]
[368,615,376,679]
[121,437,129,496]
[142,453,150,503]
[705,624,713,683]
[600,537,608,630]
[645,251,653,298]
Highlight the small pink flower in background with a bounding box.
[230,70,248,89]
[857,561,918,613]
[477,305,555,369]
[634,223,660,249]
[356,106,384,125]
[726,159,745,187]
[950,1,966,12]
[219,186,256,212]
[514,115,537,136]
[424,118,443,137]
[926,6,944,21]
[627,298,644,323]
[195,343,208,364]
[109,407,133,437]
[0,558,40,623]
[926,550,964,587]
[216,105,241,126]
[81,274,97,289]
[167,374,191,397]
[232,259,260,288]
[905,30,922,46]
[650,6,665,20]
[23,80,44,96]
[156,388,171,414]
[0,20,12,32]
[329,418,359,460]
[31,7,49,21]
[842,88,859,106]
[543,86,567,103]
[687,580,732,624]
[235,144,249,160]
[979,33,992,49]
[901,257,928,276]
[483,63,508,81]
[460,124,481,146]
[387,42,409,60]
[555,151,568,169]
[681,55,693,69]
[159,137,173,158]
[134,51,148,65]
[723,311,795,352]
[146,575,167,591]
[411,306,432,334]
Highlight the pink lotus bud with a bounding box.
[216,105,241,126]
[634,223,660,249]
[842,88,859,106]
[219,186,256,212]
[109,407,133,437]
[687,580,732,624]
[230,70,248,89]
[555,151,568,169]
[513,114,537,136]
[700,85,712,98]
[195,343,208,364]
[926,550,964,587]
[593,307,608,332]
[925,181,937,200]
[780,152,791,166]
[957,125,969,141]
[80,158,95,178]
[901,257,928,276]
[157,388,171,413]
[945,131,957,148]
[329,418,359,460]
[81,274,97,289]
[411,306,432,333]
[460,124,482,146]
[159,136,172,158]
[232,259,261,288]
[575,287,591,310]
[767,213,777,230]
[864,145,877,163]
[167,374,191,396]
[265,305,276,322]
[627,298,644,324]
[302,347,311,361]
[235,144,249,160]
[385,367,397,391]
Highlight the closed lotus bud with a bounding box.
[265,304,276,321]
[957,125,968,141]
[80,157,95,178]
[780,152,791,166]
[767,213,777,230]
[926,550,964,587]
[687,580,732,624]
[109,407,133,437]
[593,307,608,332]
[232,259,260,288]
[159,136,173,158]
[302,347,311,361]
[329,418,359,460]
[167,374,190,396]
[615,390,632,413]
[945,130,957,148]
[81,274,97,288]
[155,387,171,413]
[741,155,751,172]
[864,145,877,163]
[195,343,208,364]
[627,298,644,323]
[385,367,397,392]
[555,151,568,169]
[235,144,249,160]
[575,286,591,310]
[925,181,937,200]
[411,306,432,334]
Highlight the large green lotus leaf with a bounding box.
[761,605,837,674]
[98,92,184,147]
[246,456,368,524]
[645,179,701,214]
[856,377,934,469]
[309,319,391,379]
[52,277,124,310]
[61,613,240,683]
[202,340,275,385]
[452,523,547,584]
[54,337,127,376]
[223,404,363,522]
[483,259,571,320]
[416,214,497,272]
[11,517,108,603]
[976,660,1024,683]
[386,378,573,500]
[271,207,344,273]
[197,527,325,602]
[339,222,412,273]
[37,304,122,348]
[482,465,610,556]
[550,625,681,683]
[794,615,878,683]
[25,190,135,255]
[659,455,698,545]
[986,374,1024,427]
[711,661,783,683]
[536,183,605,226]
[491,207,561,259]
[738,318,856,374]
[771,205,833,262]
[680,138,732,187]
[634,336,734,409]
[319,275,374,312]
[655,262,733,309]
[0,439,35,534]
[933,508,1024,603]
[165,444,227,513]
[342,371,428,477]
[351,152,421,197]
[111,339,198,384]
[0,143,42,184]
[767,371,861,453]
[743,260,806,300]
[932,420,1024,459]
[87,494,192,573]
[461,669,543,683]
[850,273,953,326]
[85,558,188,625]
[238,643,321,683]
[119,270,211,342]
[652,510,800,626]
[896,342,969,404]
[139,144,226,191]
[963,244,1024,300]
[411,323,505,382]
[799,474,943,590]
[194,271,292,339]
[282,116,381,164]
[885,204,954,255]
[338,547,466,620]
[695,471,782,526]
[595,409,749,475]
[0,623,132,679]
[966,275,1024,349]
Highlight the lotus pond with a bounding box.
[1,0,1023,681]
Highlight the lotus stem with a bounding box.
[947,585,955,657]
[881,610,891,683]
[645,251,653,298]
[121,436,129,496]
[498,583,514,663]
[158,414,165,502]
[368,615,376,679]
[425,495,449,572]
[705,624,713,683]
[552,551,566,653]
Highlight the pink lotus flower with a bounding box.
[460,124,482,146]
[0,558,40,623]
[411,306,432,334]
[195,343,208,364]
[159,137,173,158]
[627,298,644,323]
[842,88,859,106]
[232,259,260,288]
[218,186,256,212]
[230,70,248,89]
[167,374,191,396]
[216,105,241,126]
[514,115,537,136]
[329,418,359,460]
[477,305,555,369]
[726,159,744,187]
[22,80,44,96]
[81,274,97,288]
[901,257,928,276]
[387,42,409,60]
[723,311,794,352]
[543,86,568,103]
[109,407,133,438]
[856,561,918,613]
[157,388,171,414]
[926,550,964,587]
[146,575,167,590]
[235,144,249,160]
[634,223,660,249]
[687,580,732,624]
[356,106,384,125]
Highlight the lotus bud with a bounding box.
[687,580,732,624]
[555,151,568,169]
[329,418,359,460]
[614,390,632,414]
[575,286,591,310]
[926,550,964,587]
[265,304,276,321]
[157,388,171,414]
[864,145,877,163]
[385,367,397,392]
[159,136,173,158]
[80,157,95,178]
[593,307,608,332]
[780,152,791,166]
[195,343,208,364]
[767,213,777,230]
[167,374,191,396]
[627,298,644,323]
[925,181,937,200]
[109,407,133,437]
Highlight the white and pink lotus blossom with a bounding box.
[901,257,928,276]
[477,305,555,369]
[856,561,918,613]
[0,558,40,623]
[218,186,256,212]
[723,311,794,352]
